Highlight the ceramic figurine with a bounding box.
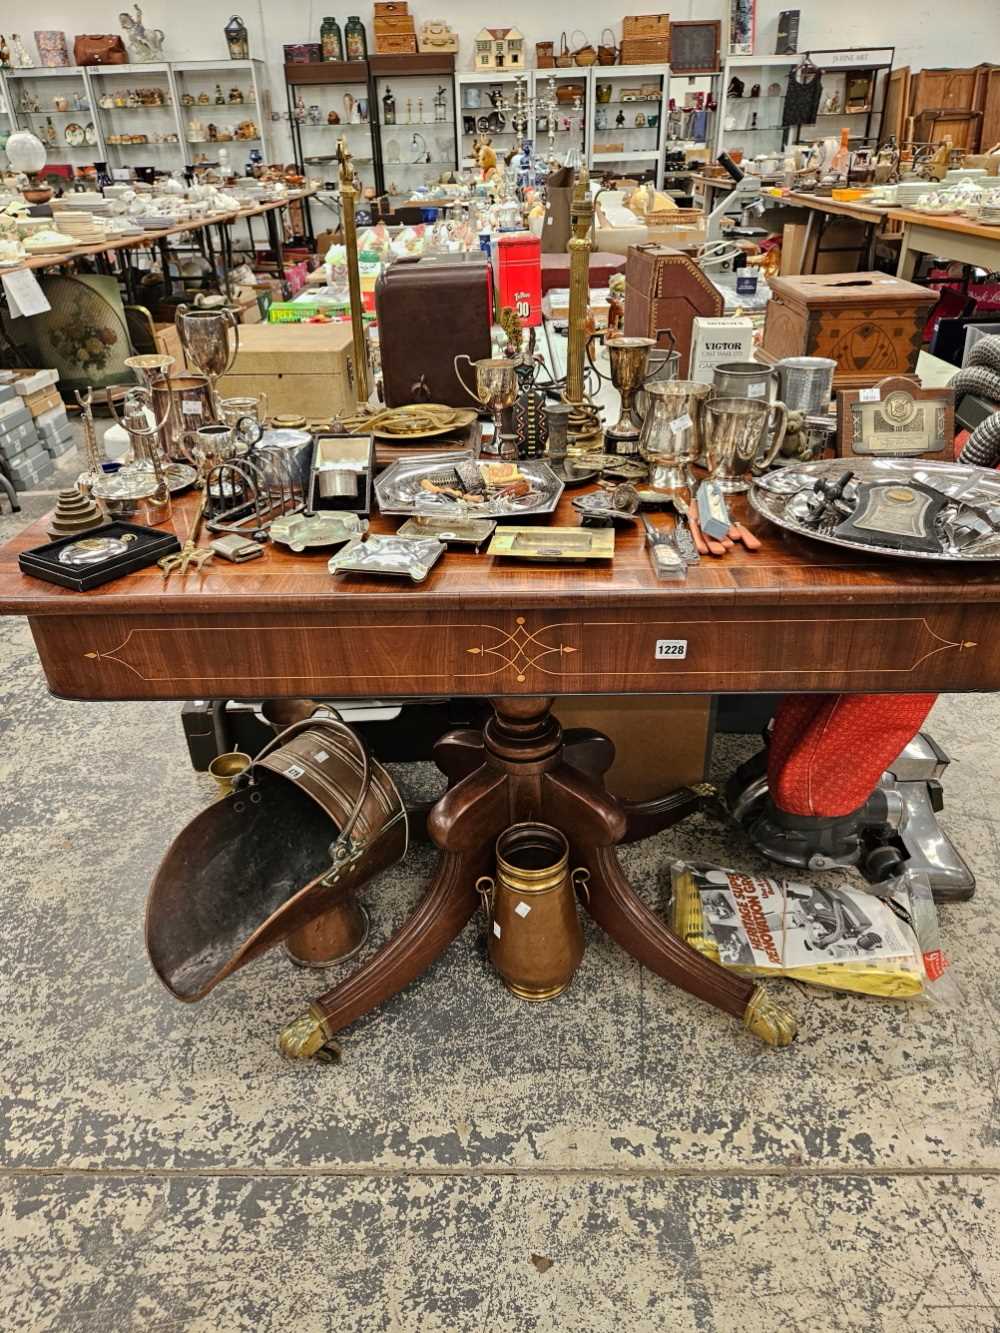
[615,110,625,128]
[198,91,210,105]
[119,6,165,63]
[635,111,646,128]
[11,34,34,67]
[215,84,226,105]
[0,36,10,67]
[228,87,243,104]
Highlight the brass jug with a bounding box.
[477,823,588,1002]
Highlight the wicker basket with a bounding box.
[623,14,670,38]
[597,28,619,64]
[536,41,555,68]
[555,33,573,67]
[620,36,670,64]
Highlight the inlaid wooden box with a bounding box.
[761,272,939,389]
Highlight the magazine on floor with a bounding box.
[690,865,916,970]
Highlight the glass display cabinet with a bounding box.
[370,53,457,207]
[88,64,183,177]
[5,66,104,173]
[0,71,12,168]
[454,70,523,171]
[171,59,271,169]
[588,65,671,187]
[285,60,376,196]
[714,55,797,161]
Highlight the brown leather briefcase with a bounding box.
[623,244,725,377]
[375,253,494,408]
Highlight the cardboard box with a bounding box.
[216,322,357,420]
[552,696,712,800]
[690,316,755,384]
[25,387,63,419]
[595,219,707,258]
[14,368,59,396]
[0,403,33,433]
[35,404,69,432]
[154,321,185,367]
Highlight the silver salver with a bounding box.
[375,451,564,520]
[749,457,1000,562]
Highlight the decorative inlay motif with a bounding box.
[466,616,577,683]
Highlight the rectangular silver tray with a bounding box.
[327,534,445,583]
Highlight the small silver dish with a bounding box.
[327,533,445,583]
[270,511,369,553]
[396,516,497,549]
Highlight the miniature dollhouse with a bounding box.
[473,27,525,72]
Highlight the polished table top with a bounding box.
[4,486,1000,617]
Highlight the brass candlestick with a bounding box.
[337,137,370,407]
[564,168,602,443]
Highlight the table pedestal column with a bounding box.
[278,697,796,1061]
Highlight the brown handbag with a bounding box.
[598,27,619,64]
[73,34,128,65]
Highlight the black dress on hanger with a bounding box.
[782,62,823,127]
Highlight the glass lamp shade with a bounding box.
[6,130,47,175]
[224,15,249,59]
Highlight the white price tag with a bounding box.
[285,763,305,779]
[655,639,689,660]
[2,268,51,319]
[859,387,881,402]
[514,901,531,918]
[747,382,767,399]
[182,400,203,415]
[493,921,502,938]
[313,750,329,763]
[670,412,693,433]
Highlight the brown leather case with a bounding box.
[623,244,724,376]
[376,253,494,408]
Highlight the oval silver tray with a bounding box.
[749,457,1000,562]
[375,451,565,520]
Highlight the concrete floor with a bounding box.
[2,451,1000,1332]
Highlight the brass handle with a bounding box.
[754,399,790,473]
[571,866,591,907]
[476,875,495,916]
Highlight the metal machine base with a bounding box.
[726,732,975,903]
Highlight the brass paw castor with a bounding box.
[279,1006,342,1063]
